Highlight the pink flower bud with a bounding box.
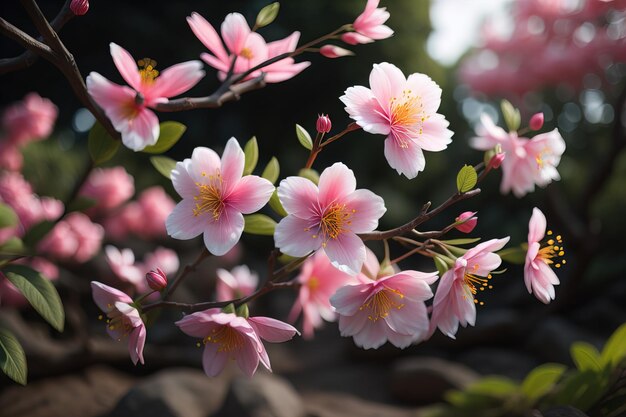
[70,0,89,15]
[488,152,505,169]
[320,45,354,59]
[146,268,168,291]
[529,112,544,131]
[316,114,332,134]
[455,211,478,233]
[341,32,374,45]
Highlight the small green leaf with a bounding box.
[440,238,481,246]
[600,323,626,368]
[295,124,313,150]
[261,157,280,184]
[571,342,602,371]
[497,247,527,264]
[2,265,65,332]
[298,168,319,185]
[65,196,97,213]
[88,122,120,165]
[150,156,177,179]
[501,99,521,132]
[0,328,27,385]
[142,121,186,154]
[269,190,288,217]
[22,221,55,248]
[256,2,280,28]
[553,369,610,411]
[236,304,250,319]
[433,256,449,276]
[467,376,519,396]
[243,214,276,235]
[243,137,259,175]
[0,204,18,228]
[456,165,477,193]
[521,363,566,401]
[0,237,25,255]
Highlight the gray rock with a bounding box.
[215,372,304,417]
[390,357,480,404]
[106,368,229,417]
[457,348,538,380]
[302,391,419,417]
[542,406,590,417]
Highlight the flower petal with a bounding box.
[220,138,245,189]
[109,43,141,91]
[369,62,406,108]
[343,189,386,233]
[90,281,133,311]
[187,12,229,62]
[190,147,222,182]
[203,208,244,256]
[274,215,321,257]
[528,207,547,243]
[277,176,319,218]
[323,232,366,275]
[151,61,205,99]
[340,86,390,135]
[121,108,159,151]
[166,198,206,240]
[248,316,299,342]
[226,175,274,214]
[384,135,425,179]
[221,13,251,55]
[202,342,228,377]
[318,162,356,208]
[129,324,146,365]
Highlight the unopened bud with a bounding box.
[316,114,332,134]
[454,211,478,233]
[70,0,89,15]
[340,32,373,45]
[529,112,544,131]
[488,152,505,169]
[146,268,167,291]
[320,45,354,59]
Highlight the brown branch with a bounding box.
[162,249,211,300]
[360,188,482,241]
[0,17,56,61]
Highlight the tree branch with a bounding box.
[0,17,56,61]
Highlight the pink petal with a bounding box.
[175,310,219,338]
[171,159,197,197]
[226,175,274,214]
[221,13,251,55]
[203,208,244,256]
[109,43,141,91]
[200,52,231,73]
[129,324,146,365]
[323,232,366,275]
[343,189,386,233]
[341,32,374,45]
[166,198,206,240]
[352,317,388,349]
[220,138,245,189]
[362,24,394,40]
[340,85,390,135]
[330,283,371,315]
[263,62,311,83]
[237,340,261,377]
[187,12,229,62]
[151,61,205,99]
[369,62,405,108]
[412,113,453,152]
[121,108,159,151]
[318,162,356,208]
[274,215,321,257]
[90,281,133,311]
[86,72,137,128]
[337,309,369,336]
[277,177,319,218]
[202,342,228,377]
[384,135,425,179]
[267,32,300,56]
[528,207,547,243]
[190,147,221,182]
[248,316,299,342]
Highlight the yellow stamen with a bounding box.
[308,276,320,290]
[203,326,244,353]
[138,58,159,84]
[320,203,353,240]
[538,229,566,268]
[359,287,405,321]
[193,173,224,221]
[240,48,254,60]
[389,90,428,147]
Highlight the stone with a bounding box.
[216,372,305,417]
[542,406,590,417]
[302,391,419,417]
[457,348,539,381]
[390,357,480,404]
[105,368,230,417]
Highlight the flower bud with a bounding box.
[70,0,89,15]
[529,112,544,131]
[454,211,478,233]
[316,114,332,134]
[488,152,505,170]
[146,268,168,291]
[320,45,354,59]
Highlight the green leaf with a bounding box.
[600,323,626,368]
[467,376,519,396]
[456,165,477,193]
[0,328,27,385]
[65,196,97,213]
[553,369,610,411]
[298,168,319,185]
[261,157,280,184]
[434,256,449,276]
[256,2,280,28]
[0,237,25,255]
[521,363,566,401]
[0,203,18,228]
[440,238,481,246]
[221,303,236,314]
[236,304,250,319]
[88,122,120,165]
[243,137,259,175]
[295,124,313,150]
[2,265,65,332]
[141,121,186,154]
[269,190,288,217]
[150,156,177,179]
[501,99,521,132]
[22,221,55,248]
[243,214,276,235]
[497,247,527,264]
[571,342,602,371]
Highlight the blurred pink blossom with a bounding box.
[80,167,135,213]
[216,265,258,302]
[38,212,104,263]
[2,93,58,145]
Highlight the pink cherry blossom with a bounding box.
[146,268,168,291]
[38,212,104,263]
[142,247,179,277]
[91,281,146,365]
[106,246,179,293]
[166,138,274,256]
[79,167,135,213]
[348,0,394,44]
[187,12,310,84]
[454,211,478,233]
[524,208,562,304]
[274,162,386,275]
[289,251,355,339]
[2,93,58,145]
[470,114,565,197]
[429,237,509,339]
[331,249,438,349]
[86,43,205,151]
[176,308,297,377]
[216,265,258,302]
[341,62,453,179]
[320,45,354,59]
